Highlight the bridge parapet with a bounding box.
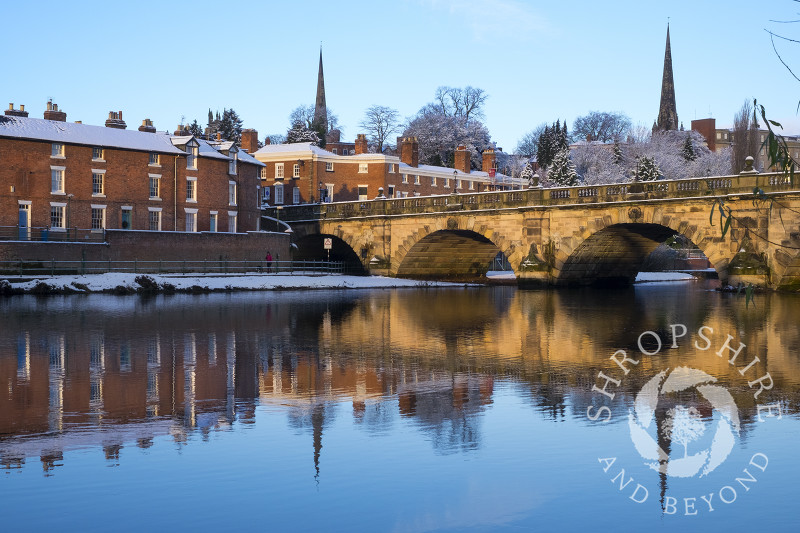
[265,172,795,223]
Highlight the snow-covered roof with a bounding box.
[399,162,513,181]
[237,149,265,167]
[0,115,185,154]
[254,142,336,157]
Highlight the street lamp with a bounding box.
[453,170,458,193]
[318,181,327,203]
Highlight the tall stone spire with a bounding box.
[313,47,328,135]
[655,24,678,131]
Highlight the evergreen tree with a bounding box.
[681,134,696,161]
[218,108,244,145]
[537,125,552,169]
[632,156,662,181]
[613,142,624,164]
[548,148,579,186]
[187,119,203,137]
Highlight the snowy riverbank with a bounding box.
[0,272,466,295]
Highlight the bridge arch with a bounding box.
[291,233,366,273]
[393,218,518,281]
[551,208,730,286]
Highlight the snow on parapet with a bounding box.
[0,115,185,154]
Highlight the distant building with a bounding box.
[254,136,522,205]
[691,117,800,171]
[654,24,679,132]
[0,101,264,235]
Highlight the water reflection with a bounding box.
[1,286,799,486]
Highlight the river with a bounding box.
[1,282,798,531]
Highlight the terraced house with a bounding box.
[0,101,264,239]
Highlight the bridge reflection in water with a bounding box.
[2,287,798,479]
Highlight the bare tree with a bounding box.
[572,111,632,143]
[430,86,488,120]
[288,105,340,132]
[732,99,761,173]
[515,123,547,157]
[359,105,400,152]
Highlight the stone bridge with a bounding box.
[266,172,800,290]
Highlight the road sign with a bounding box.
[323,238,333,250]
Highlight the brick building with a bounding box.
[0,101,264,238]
[691,117,800,171]
[253,135,524,205]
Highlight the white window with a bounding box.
[149,174,161,199]
[293,164,300,178]
[431,176,437,187]
[274,182,284,204]
[51,166,65,194]
[326,161,334,172]
[149,153,160,166]
[186,177,197,202]
[209,211,218,232]
[326,183,334,202]
[92,170,105,196]
[359,163,368,173]
[414,175,420,185]
[186,143,198,169]
[444,178,450,188]
[50,203,66,229]
[228,181,237,206]
[92,147,104,160]
[185,209,198,232]
[358,186,368,201]
[332,148,338,154]
[148,208,162,231]
[91,205,106,230]
[275,163,284,179]
[401,191,408,198]
[402,174,408,184]
[389,164,395,173]
[51,143,65,158]
[292,187,300,204]
[227,211,237,233]
[260,167,267,179]
[456,178,462,189]
[228,154,237,175]
[468,180,474,190]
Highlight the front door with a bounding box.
[18,204,30,240]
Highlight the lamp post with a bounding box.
[318,181,326,204]
[453,170,458,193]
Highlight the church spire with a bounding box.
[313,46,328,135]
[655,24,678,131]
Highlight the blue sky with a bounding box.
[3,0,798,151]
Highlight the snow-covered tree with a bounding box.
[218,108,243,145]
[572,144,627,185]
[264,133,286,145]
[359,105,400,152]
[681,133,697,161]
[187,119,203,138]
[632,156,662,181]
[548,148,579,186]
[403,104,492,169]
[286,121,320,145]
[613,142,624,164]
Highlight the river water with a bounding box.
[1,282,798,532]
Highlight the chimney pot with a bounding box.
[8,103,12,110]
[43,100,66,121]
[20,104,24,112]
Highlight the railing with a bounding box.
[264,172,796,221]
[0,259,347,276]
[0,226,106,243]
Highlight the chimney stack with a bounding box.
[355,134,368,155]
[138,119,156,133]
[5,103,29,117]
[43,100,67,122]
[481,147,496,174]
[174,124,188,136]
[240,129,259,153]
[454,145,470,174]
[216,132,222,141]
[400,136,419,168]
[264,138,271,146]
[105,111,127,129]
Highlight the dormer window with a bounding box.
[149,153,160,166]
[228,146,238,175]
[185,140,199,170]
[51,143,65,158]
[92,147,105,161]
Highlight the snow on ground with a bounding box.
[1,272,464,293]
[635,272,698,282]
